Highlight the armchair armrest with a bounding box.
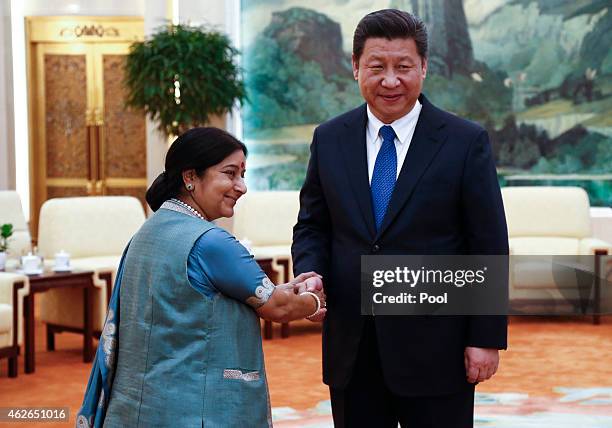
[579,238,612,255]
[0,273,30,304]
[0,273,30,345]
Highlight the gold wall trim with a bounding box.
[105,178,148,187]
[27,16,144,43]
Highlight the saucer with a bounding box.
[52,266,72,272]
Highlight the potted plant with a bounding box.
[124,24,247,137]
[0,223,13,270]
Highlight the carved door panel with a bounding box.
[33,43,96,201]
[93,44,147,206]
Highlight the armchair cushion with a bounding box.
[251,245,291,260]
[502,187,591,239]
[69,256,122,273]
[0,303,12,352]
[510,237,580,255]
[511,258,586,290]
[232,192,299,284]
[233,191,299,247]
[0,304,11,334]
[38,196,145,259]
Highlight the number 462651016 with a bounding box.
[0,407,69,422]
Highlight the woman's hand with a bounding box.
[256,271,326,323]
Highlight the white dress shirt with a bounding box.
[366,100,422,184]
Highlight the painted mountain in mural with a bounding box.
[262,7,352,77]
[392,0,476,77]
[243,7,360,133]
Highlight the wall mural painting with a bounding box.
[241,0,612,205]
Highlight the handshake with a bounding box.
[290,271,326,322]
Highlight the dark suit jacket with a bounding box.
[292,94,509,397]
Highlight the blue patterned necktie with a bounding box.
[371,125,397,231]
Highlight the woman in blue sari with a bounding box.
[77,127,325,428]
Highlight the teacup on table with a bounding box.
[53,250,71,272]
[22,254,43,275]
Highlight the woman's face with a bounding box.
[183,149,247,220]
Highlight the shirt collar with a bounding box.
[366,99,422,145]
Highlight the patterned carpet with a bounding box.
[272,389,612,427]
[0,317,610,427]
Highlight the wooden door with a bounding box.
[32,43,96,202]
[27,17,145,237]
[93,43,147,203]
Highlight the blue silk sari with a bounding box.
[75,246,128,428]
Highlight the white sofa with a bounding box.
[36,196,145,343]
[502,187,611,320]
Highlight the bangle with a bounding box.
[300,291,321,318]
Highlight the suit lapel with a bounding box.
[338,104,377,238]
[376,95,448,239]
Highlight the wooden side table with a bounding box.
[21,269,96,373]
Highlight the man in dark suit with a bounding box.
[292,9,508,428]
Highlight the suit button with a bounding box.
[372,245,380,253]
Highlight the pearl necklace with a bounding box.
[169,198,206,220]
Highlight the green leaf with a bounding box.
[1,223,13,239]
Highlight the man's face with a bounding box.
[352,37,427,124]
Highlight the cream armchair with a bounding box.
[502,187,611,321]
[37,196,145,345]
[233,191,300,280]
[0,273,30,377]
[232,191,300,337]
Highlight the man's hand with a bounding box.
[464,347,499,383]
[290,272,323,293]
[290,272,326,322]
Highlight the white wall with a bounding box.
[144,0,170,193]
[0,0,16,191]
[21,0,145,16]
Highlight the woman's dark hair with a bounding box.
[353,9,428,63]
[146,127,247,211]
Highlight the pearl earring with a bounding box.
[186,183,194,191]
